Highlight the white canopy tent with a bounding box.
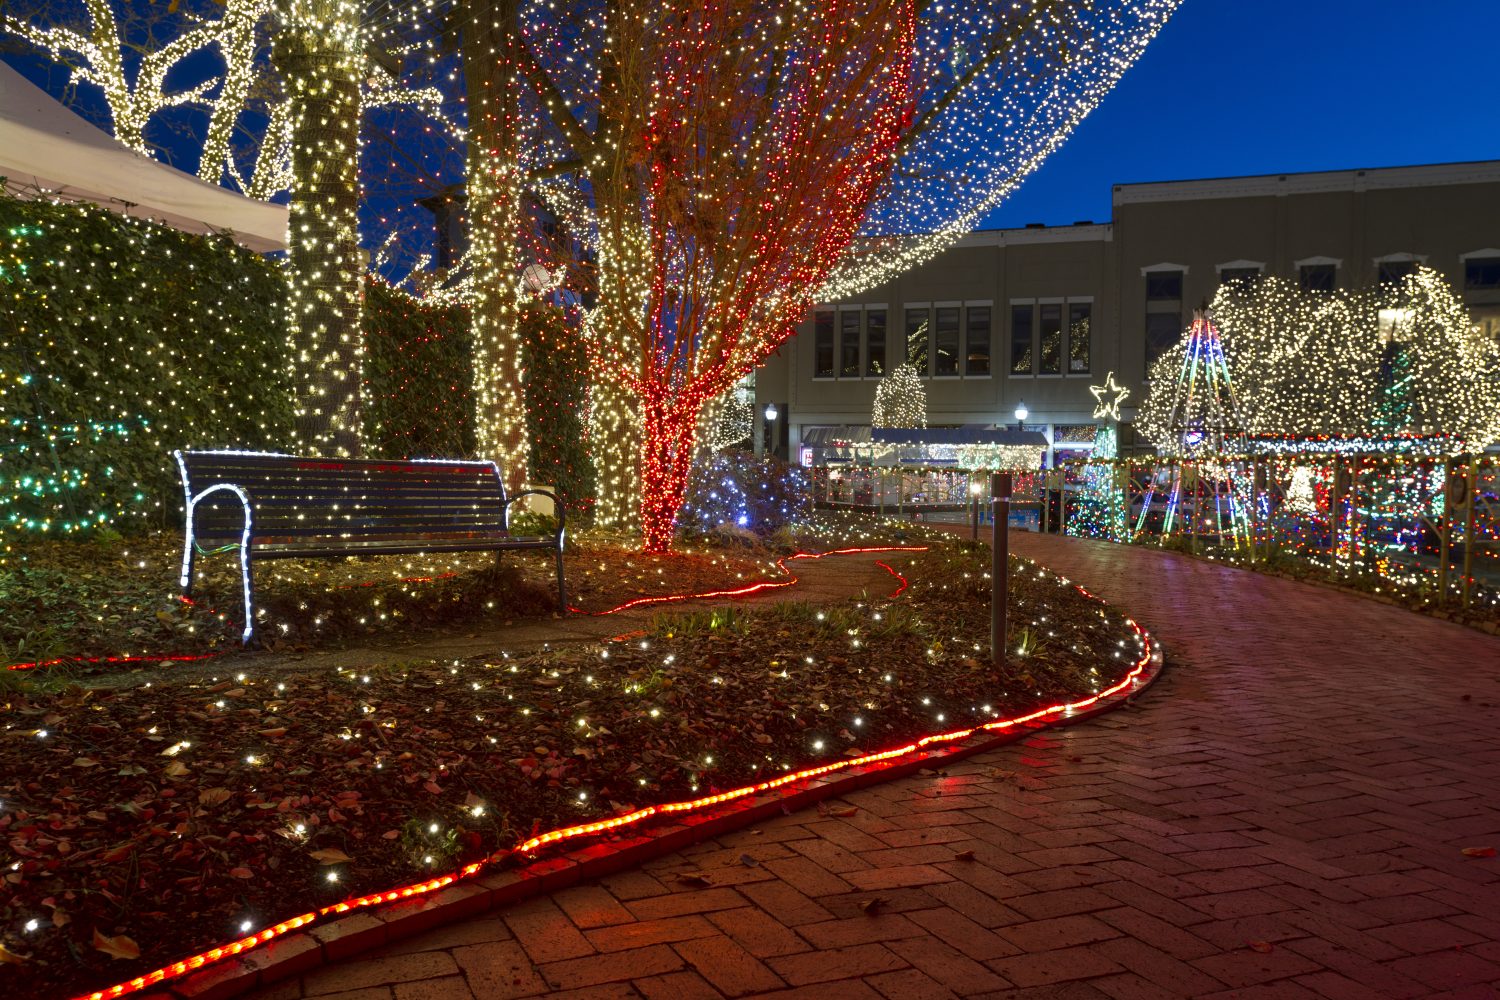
[0,59,286,252]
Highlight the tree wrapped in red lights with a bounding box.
[591,0,918,550]
[485,0,1179,550]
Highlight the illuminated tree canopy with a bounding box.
[505,0,1181,549]
[1138,268,1500,455]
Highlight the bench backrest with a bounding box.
[175,450,509,545]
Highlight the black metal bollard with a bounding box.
[991,471,1011,669]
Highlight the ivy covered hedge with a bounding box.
[363,278,475,459]
[0,194,292,543]
[0,194,596,545]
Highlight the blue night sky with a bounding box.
[985,0,1500,230]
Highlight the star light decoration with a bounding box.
[1089,372,1130,422]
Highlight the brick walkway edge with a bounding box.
[245,533,1500,1000]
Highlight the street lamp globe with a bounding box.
[764,402,779,422]
[1014,401,1029,425]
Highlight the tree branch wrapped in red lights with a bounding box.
[483,0,1181,549]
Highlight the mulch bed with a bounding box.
[0,537,1146,999]
[1,531,782,671]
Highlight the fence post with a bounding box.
[992,471,1011,669]
[1438,457,1454,603]
[1329,458,1344,578]
[1463,458,1478,610]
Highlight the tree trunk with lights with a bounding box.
[493,0,1175,551]
[461,0,530,489]
[275,0,364,456]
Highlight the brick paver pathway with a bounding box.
[256,533,1500,1000]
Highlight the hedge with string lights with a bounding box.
[363,277,475,460]
[0,194,292,547]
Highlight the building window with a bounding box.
[839,310,861,378]
[814,309,834,378]
[1145,271,1183,301]
[965,306,991,376]
[1220,267,1260,285]
[934,306,960,376]
[1300,264,1337,292]
[1039,303,1063,375]
[1010,304,1033,375]
[1473,306,1500,344]
[1068,302,1091,374]
[1465,256,1500,290]
[1378,260,1416,286]
[1145,312,1181,371]
[905,307,929,373]
[865,309,887,377]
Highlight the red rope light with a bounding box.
[74,566,1154,1000]
[570,546,929,616]
[7,652,219,673]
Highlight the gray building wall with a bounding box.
[756,159,1500,460]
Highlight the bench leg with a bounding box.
[239,549,256,646]
[555,546,567,612]
[179,527,196,598]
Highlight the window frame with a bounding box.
[1008,300,1035,377]
[932,302,962,378]
[1066,299,1092,377]
[812,308,835,379]
[964,302,992,378]
[863,306,888,378]
[904,304,931,377]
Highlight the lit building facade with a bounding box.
[754,159,1500,462]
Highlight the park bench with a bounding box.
[173,450,566,643]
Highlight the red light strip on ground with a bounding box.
[570,546,930,616]
[76,567,1154,1000]
[7,652,220,673]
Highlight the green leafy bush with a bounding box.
[520,301,595,518]
[0,194,291,545]
[363,278,475,459]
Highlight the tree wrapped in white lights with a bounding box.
[1,0,228,156]
[1142,268,1500,455]
[872,363,928,430]
[497,0,1180,549]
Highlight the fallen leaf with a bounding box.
[675,873,711,888]
[954,850,976,862]
[0,942,25,965]
[198,787,232,807]
[229,867,254,879]
[739,853,761,868]
[1248,941,1274,954]
[830,806,859,818]
[72,757,100,768]
[309,848,353,865]
[859,897,887,915]
[163,761,190,777]
[1461,847,1496,858]
[258,727,288,738]
[382,830,401,840]
[92,930,141,961]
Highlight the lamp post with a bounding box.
[763,401,779,458]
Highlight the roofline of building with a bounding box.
[1111,158,1500,206]
[953,222,1113,247]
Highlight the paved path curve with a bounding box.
[256,533,1500,1000]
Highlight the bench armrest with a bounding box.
[503,489,567,542]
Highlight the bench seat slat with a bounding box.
[176,450,567,644]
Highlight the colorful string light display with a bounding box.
[1146,267,1500,454]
